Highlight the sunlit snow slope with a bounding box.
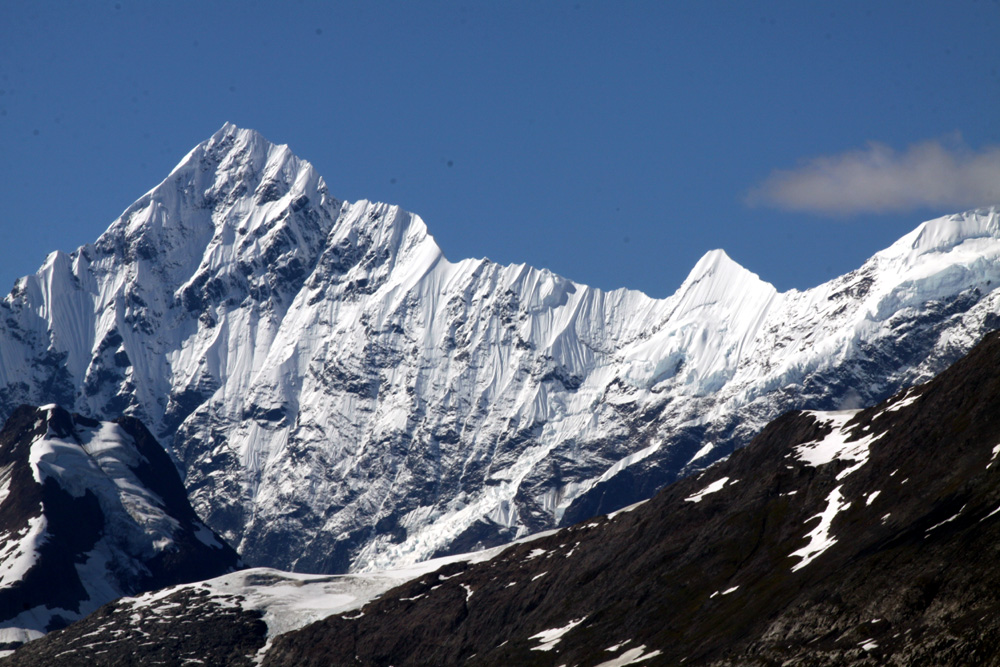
[0,123,998,572]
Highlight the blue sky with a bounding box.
[1,1,998,298]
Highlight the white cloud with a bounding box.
[746,138,1000,215]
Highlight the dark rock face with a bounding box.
[0,405,240,651]
[259,330,1000,666]
[1,587,267,667]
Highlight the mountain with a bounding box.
[0,405,239,653]
[0,528,546,666]
[256,326,1000,665]
[13,326,1000,666]
[1,122,999,573]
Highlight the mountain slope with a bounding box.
[2,123,1000,572]
[0,530,547,665]
[257,327,1000,665]
[13,328,1000,665]
[0,405,239,652]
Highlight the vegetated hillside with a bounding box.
[0,405,239,653]
[2,122,1000,574]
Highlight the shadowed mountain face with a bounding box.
[2,122,1000,574]
[12,329,1000,666]
[0,405,239,652]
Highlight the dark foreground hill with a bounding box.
[11,329,1000,665]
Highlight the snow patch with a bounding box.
[0,603,69,653]
[685,477,731,503]
[193,523,225,549]
[606,499,648,520]
[790,485,850,571]
[687,441,715,465]
[882,387,920,413]
[0,463,12,506]
[709,586,739,599]
[117,539,522,658]
[795,410,879,480]
[529,617,585,651]
[0,514,48,587]
[594,645,663,666]
[926,505,966,533]
[989,443,1000,469]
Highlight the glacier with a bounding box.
[1,122,999,573]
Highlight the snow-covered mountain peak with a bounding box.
[687,247,744,277]
[674,248,776,312]
[209,120,254,145]
[810,206,1000,328]
[120,123,335,277]
[205,124,315,200]
[5,126,1000,576]
[882,206,1000,266]
[671,248,776,337]
[620,249,778,397]
[28,407,190,554]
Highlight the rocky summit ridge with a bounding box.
[1,123,999,573]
